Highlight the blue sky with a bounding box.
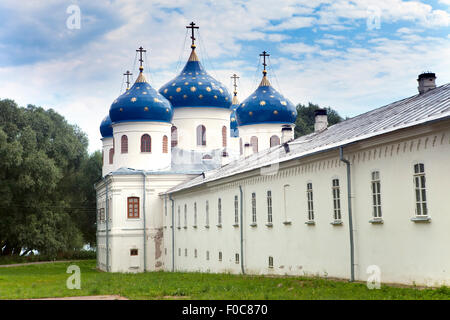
[0,0,449,152]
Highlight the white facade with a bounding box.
[101,137,114,177]
[239,123,294,154]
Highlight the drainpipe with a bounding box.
[339,146,355,282]
[141,172,147,272]
[169,195,175,272]
[105,177,110,272]
[239,185,245,274]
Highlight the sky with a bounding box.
[0,0,449,153]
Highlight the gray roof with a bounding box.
[167,83,450,194]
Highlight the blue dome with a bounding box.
[230,96,239,137]
[236,75,297,126]
[100,114,113,138]
[109,71,173,124]
[159,48,232,109]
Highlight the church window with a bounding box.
[222,126,227,147]
[250,136,258,153]
[171,126,178,147]
[371,171,382,218]
[184,204,187,228]
[99,208,105,221]
[121,135,128,153]
[307,183,314,221]
[177,206,181,229]
[235,253,239,264]
[185,248,187,257]
[194,202,197,227]
[162,135,168,153]
[127,197,139,219]
[218,198,222,225]
[414,163,428,216]
[234,195,239,225]
[206,251,210,260]
[194,249,198,258]
[268,256,273,268]
[197,125,206,146]
[130,249,138,256]
[270,135,280,147]
[205,200,210,227]
[141,134,151,152]
[251,192,257,224]
[109,148,114,164]
[267,191,273,224]
[332,179,341,220]
[219,251,222,262]
[178,248,181,256]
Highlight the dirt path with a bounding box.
[0,260,83,268]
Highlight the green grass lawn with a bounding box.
[1,260,450,299]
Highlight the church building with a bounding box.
[96,23,450,287]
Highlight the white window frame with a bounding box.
[371,171,382,218]
[267,190,273,224]
[332,178,342,221]
[307,182,314,222]
[413,163,428,216]
[251,192,257,225]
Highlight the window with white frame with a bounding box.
[268,256,273,268]
[235,253,239,264]
[267,190,272,224]
[206,250,210,260]
[218,198,222,225]
[234,195,239,225]
[178,248,181,256]
[414,163,428,216]
[184,248,187,257]
[307,183,314,221]
[194,249,197,258]
[219,251,222,262]
[205,200,209,227]
[371,171,382,218]
[184,204,187,228]
[177,206,181,228]
[332,179,341,220]
[194,202,197,227]
[251,192,257,224]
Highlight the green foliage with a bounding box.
[1,260,450,300]
[0,99,102,258]
[294,102,344,138]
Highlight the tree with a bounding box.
[0,99,101,257]
[294,102,344,138]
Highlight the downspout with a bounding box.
[141,172,147,272]
[339,146,355,282]
[239,185,245,274]
[105,177,110,272]
[169,195,175,272]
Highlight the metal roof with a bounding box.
[166,83,450,194]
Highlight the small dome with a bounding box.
[100,115,113,138]
[109,71,173,124]
[236,75,297,126]
[159,48,232,109]
[230,95,239,137]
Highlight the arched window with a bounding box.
[162,135,168,153]
[171,126,178,148]
[197,125,206,146]
[270,135,280,147]
[141,134,151,153]
[239,138,243,155]
[250,136,258,153]
[121,135,128,154]
[222,126,227,147]
[109,148,114,164]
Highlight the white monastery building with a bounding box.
[96,23,450,287]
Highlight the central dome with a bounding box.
[159,48,232,109]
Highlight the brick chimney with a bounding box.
[314,108,328,132]
[417,72,436,94]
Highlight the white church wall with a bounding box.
[165,121,450,286]
[238,123,293,154]
[101,137,114,177]
[111,122,172,172]
[172,108,232,152]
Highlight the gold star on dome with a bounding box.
[119,108,123,112]
[142,91,147,95]
[273,110,278,115]
[198,82,203,85]
[260,101,266,106]
[199,94,203,99]
[154,98,161,103]
[166,108,170,112]
[281,101,287,106]
[183,94,188,99]
[164,89,168,93]
[219,88,223,93]
[131,97,137,102]
[231,117,235,121]
[214,95,218,99]
[190,86,196,92]
[176,87,181,92]
[270,95,275,98]
[262,90,266,93]
[225,97,228,101]
[206,87,211,92]
[242,103,245,107]
[169,96,173,99]
[249,111,253,116]
[189,72,192,75]
[144,107,149,111]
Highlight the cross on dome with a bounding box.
[123,70,133,91]
[136,46,147,72]
[260,51,270,76]
[186,21,199,49]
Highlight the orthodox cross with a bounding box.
[136,46,147,71]
[260,51,270,76]
[186,22,199,48]
[231,74,239,96]
[123,70,133,90]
